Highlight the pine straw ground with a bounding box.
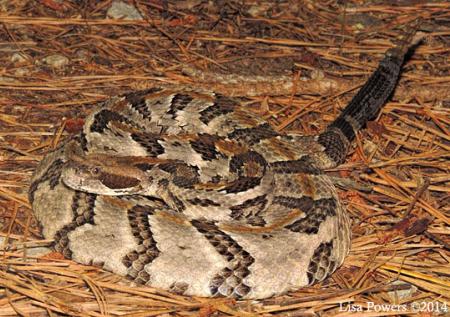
[0,1,449,316]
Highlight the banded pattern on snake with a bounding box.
[29,39,413,299]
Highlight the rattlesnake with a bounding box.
[29,38,415,299]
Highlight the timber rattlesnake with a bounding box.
[29,39,415,299]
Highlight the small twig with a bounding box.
[424,231,450,251]
[403,177,430,218]
[329,176,373,192]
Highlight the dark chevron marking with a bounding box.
[158,162,179,174]
[91,92,162,134]
[90,109,128,133]
[270,156,321,175]
[123,205,160,284]
[159,162,199,189]
[125,87,162,119]
[306,240,335,284]
[274,196,313,211]
[79,132,88,152]
[190,134,221,161]
[229,151,267,178]
[222,177,262,194]
[230,195,268,227]
[198,94,236,125]
[28,158,64,203]
[130,133,165,156]
[191,219,253,297]
[134,163,154,171]
[167,191,186,212]
[129,98,151,118]
[53,192,97,259]
[126,93,150,118]
[173,172,199,188]
[282,198,337,234]
[187,198,221,207]
[167,93,193,116]
[228,123,279,145]
[317,129,349,166]
[125,88,162,102]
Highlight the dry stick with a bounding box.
[5,288,28,317]
[137,3,226,71]
[380,265,450,290]
[51,120,66,149]
[79,275,108,316]
[351,247,382,288]
[2,24,31,60]
[2,267,186,315]
[2,202,18,261]
[372,184,449,225]
[390,112,450,142]
[351,122,448,293]
[0,272,98,317]
[360,174,448,193]
[354,129,449,224]
[264,284,411,307]
[424,232,450,251]
[383,128,450,152]
[0,146,40,160]
[0,240,53,252]
[367,151,450,169]
[402,178,430,218]
[427,109,450,136]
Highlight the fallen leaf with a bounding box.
[65,118,85,133]
[367,120,388,137]
[40,251,65,260]
[39,0,65,11]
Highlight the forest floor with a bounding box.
[0,1,449,316]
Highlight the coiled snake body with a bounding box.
[29,44,410,299]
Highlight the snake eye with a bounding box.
[91,167,101,176]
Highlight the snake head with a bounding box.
[62,159,146,195]
[61,141,158,195]
[61,141,173,196]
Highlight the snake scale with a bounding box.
[29,38,414,299]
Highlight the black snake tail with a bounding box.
[318,29,420,165]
